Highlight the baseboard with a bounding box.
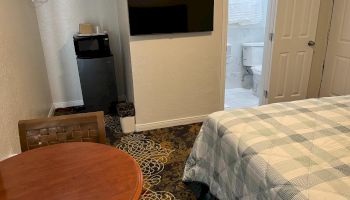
[3,153,18,160]
[48,104,55,117]
[53,100,84,109]
[53,97,128,109]
[49,100,83,117]
[136,115,208,132]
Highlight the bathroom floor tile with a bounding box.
[225,88,259,110]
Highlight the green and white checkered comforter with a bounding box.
[183,96,350,200]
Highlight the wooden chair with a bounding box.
[18,112,106,152]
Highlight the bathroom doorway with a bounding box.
[224,0,269,109]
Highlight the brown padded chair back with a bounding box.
[18,112,106,152]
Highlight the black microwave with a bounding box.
[73,34,111,59]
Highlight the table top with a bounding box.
[0,143,143,200]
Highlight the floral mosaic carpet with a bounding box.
[55,108,202,199]
[110,117,202,199]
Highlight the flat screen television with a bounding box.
[128,0,214,36]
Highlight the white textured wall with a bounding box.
[130,0,225,125]
[0,0,52,160]
[225,0,268,89]
[35,0,124,106]
[117,0,134,102]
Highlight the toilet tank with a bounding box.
[242,42,264,67]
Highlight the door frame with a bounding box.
[261,0,277,105]
[219,0,277,108]
[219,0,229,110]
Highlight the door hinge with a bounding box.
[269,33,274,42]
[264,90,269,98]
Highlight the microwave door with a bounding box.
[79,39,99,51]
[74,34,111,58]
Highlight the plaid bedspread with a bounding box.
[183,96,350,200]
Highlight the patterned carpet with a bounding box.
[55,107,203,200]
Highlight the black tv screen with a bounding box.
[128,0,214,36]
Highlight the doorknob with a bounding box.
[308,41,316,47]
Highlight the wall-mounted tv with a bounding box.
[128,0,214,36]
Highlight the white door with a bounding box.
[267,0,320,103]
[320,0,350,97]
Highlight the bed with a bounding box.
[183,96,350,200]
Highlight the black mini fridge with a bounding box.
[77,56,118,114]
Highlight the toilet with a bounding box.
[226,43,233,64]
[251,65,262,97]
[242,42,264,97]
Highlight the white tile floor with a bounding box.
[225,88,259,110]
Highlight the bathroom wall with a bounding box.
[35,0,125,107]
[225,0,269,89]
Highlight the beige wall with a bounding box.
[35,0,125,106]
[307,0,333,98]
[0,1,52,160]
[129,1,224,126]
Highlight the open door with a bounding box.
[320,0,350,97]
[266,0,320,103]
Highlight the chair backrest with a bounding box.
[18,112,106,152]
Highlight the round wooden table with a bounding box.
[0,143,143,200]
